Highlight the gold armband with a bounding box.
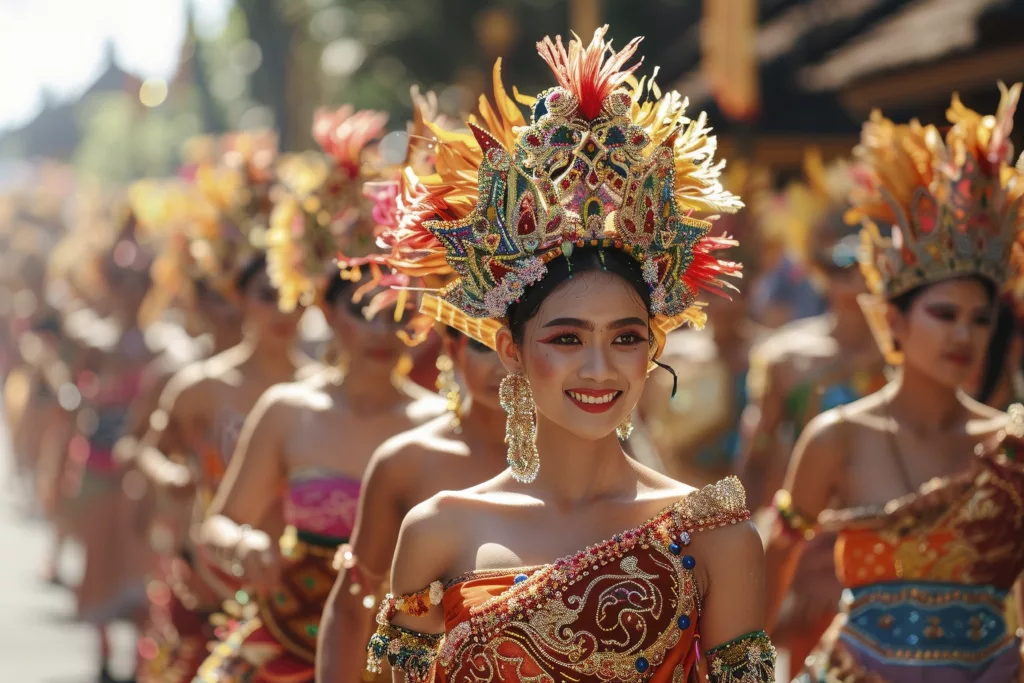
[706,630,776,683]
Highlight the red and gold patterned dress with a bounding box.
[795,438,1024,682]
[194,469,361,683]
[368,477,776,683]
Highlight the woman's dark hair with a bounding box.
[889,275,997,313]
[977,302,1016,405]
[323,265,356,306]
[234,252,268,293]
[506,247,650,346]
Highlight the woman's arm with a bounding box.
[698,520,776,682]
[199,387,289,594]
[762,410,846,631]
[114,363,173,468]
[316,437,419,683]
[370,496,458,683]
[135,365,204,494]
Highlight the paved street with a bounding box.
[0,420,135,683]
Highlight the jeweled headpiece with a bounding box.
[267,106,390,311]
[382,26,742,355]
[853,83,1024,299]
[129,179,218,326]
[190,130,280,294]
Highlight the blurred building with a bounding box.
[677,0,1024,169]
[0,42,141,161]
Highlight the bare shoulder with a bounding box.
[398,380,448,422]
[633,461,700,504]
[391,489,474,589]
[160,357,220,409]
[248,382,315,428]
[372,415,465,469]
[364,418,452,499]
[694,516,763,564]
[804,389,888,441]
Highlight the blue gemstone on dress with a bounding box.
[682,555,696,569]
[677,615,691,630]
[669,543,681,555]
[907,634,919,645]
[514,574,529,584]
[635,656,650,673]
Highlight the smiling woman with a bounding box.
[502,251,651,450]
[362,25,776,683]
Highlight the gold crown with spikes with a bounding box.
[375,27,743,357]
[853,83,1024,300]
[851,83,1024,365]
[187,130,280,298]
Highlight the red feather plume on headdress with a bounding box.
[312,106,389,180]
[536,25,643,121]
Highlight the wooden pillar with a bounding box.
[569,0,601,36]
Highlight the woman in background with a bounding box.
[766,83,1024,682]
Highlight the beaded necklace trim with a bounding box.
[705,630,776,683]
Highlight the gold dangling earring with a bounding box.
[499,374,539,483]
[435,353,463,433]
[616,413,634,441]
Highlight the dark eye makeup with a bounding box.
[923,303,993,326]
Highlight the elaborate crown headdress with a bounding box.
[853,83,1024,299]
[190,130,279,293]
[267,107,391,311]
[128,179,220,326]
[380,27,742,355]
[852,83,1024,363]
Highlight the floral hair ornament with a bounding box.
[129,179,222,327]
[267,105,395,312]
[852,82,1024,365]
[376,27,742,360]
[190,130,280,299]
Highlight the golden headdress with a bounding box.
[853,83,1024,298]
[190,130,279,294]
[129,179,220,326]
[266,107,390,311]
[852,83,1024,362]
[376,26,742,356]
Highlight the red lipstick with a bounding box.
[943,351,972,366]
[565,388,622,414]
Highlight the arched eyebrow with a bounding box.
[542,317,646,330]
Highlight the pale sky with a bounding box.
[0,0,233,130]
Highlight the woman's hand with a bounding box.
[155,460,196,498]
[235,528,282,596]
